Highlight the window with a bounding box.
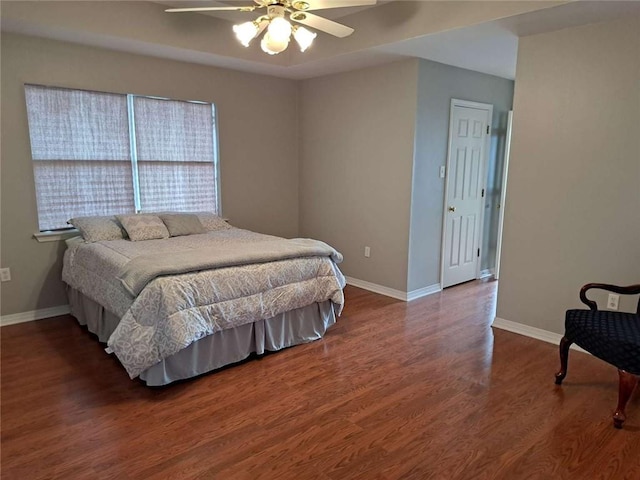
[24,85,219,231]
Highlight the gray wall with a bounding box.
[408,60,514,292]
[496,16,640,332]
[0,33,299,316]
[299,60,419,292]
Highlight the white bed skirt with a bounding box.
[67,287,337,386]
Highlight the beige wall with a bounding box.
[0,33,299,316]
[299,60,419,291]
[496,16,640,333]
[8,15,636,320]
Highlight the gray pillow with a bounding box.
[159,213,206,237]
[194,212,232,231]
[140,211,231,232]
[116,214,170,241]
[68,215,126,242]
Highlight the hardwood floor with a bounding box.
[1,281,638,479]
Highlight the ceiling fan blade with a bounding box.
[165,6,257,13]
[290,12,354,38]
[293,0,376,11]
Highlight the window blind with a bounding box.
[25,85,134,230]
[133,96,217,213]
[24,85,219,231]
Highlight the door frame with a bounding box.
[439,98,494,288]
[494,110,513,280]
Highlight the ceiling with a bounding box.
[2,1,640,80]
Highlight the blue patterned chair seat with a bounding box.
[565,309,640,375]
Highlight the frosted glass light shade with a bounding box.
[233,21,259,47]
[267,17,292,42]
[293,26,316,52]
[260,32,289,55]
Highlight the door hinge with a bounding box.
[477,248,480,258]
[486,125,490,135]
[481,188,485,198]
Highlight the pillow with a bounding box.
[116,214,170,241]
[68,215,126,242]
[159,213,206,237]
[194,212,233,231]
[140,211,232,231]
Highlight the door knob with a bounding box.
[448,206,456,212]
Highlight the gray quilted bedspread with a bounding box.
[119,237,343,296]
[62,228,345,378]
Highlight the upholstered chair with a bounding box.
[555,283,640,428]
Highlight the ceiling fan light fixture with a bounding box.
[293,26,316,52]
[167,0,367,56]
[233,21,260,47]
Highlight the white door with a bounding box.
[441,100,493,288]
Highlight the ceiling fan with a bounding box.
[166,0,376,55]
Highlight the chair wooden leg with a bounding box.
[613,370,638,429]
[555,336,572,385]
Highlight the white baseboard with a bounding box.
[346,277,441,302]
[346,277,406,300]
[480,268,495,279]
[1,305,70,327]
[492,317,588,354]
[406,283,442,301]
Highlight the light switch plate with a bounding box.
[0,268,11,282]
[607,293,619,310]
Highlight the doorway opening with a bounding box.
[440,100,513,289]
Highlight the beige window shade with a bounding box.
[33,161,135,230]
[25,86,219,231]
[25,85,130,161]
[133,97,218,213]
[25,85,134,230]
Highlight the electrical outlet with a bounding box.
[364,246,371,258]
[0,268,11,282]
[607,293,619,311]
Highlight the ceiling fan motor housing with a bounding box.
[292,1,311,10]
[267,5,286,18]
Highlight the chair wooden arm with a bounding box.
[579,283,640,314]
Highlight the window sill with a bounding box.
[33,229,80,243]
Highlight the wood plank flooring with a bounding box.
[1,281,638,479]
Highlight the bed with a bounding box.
[61,213,345,386]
